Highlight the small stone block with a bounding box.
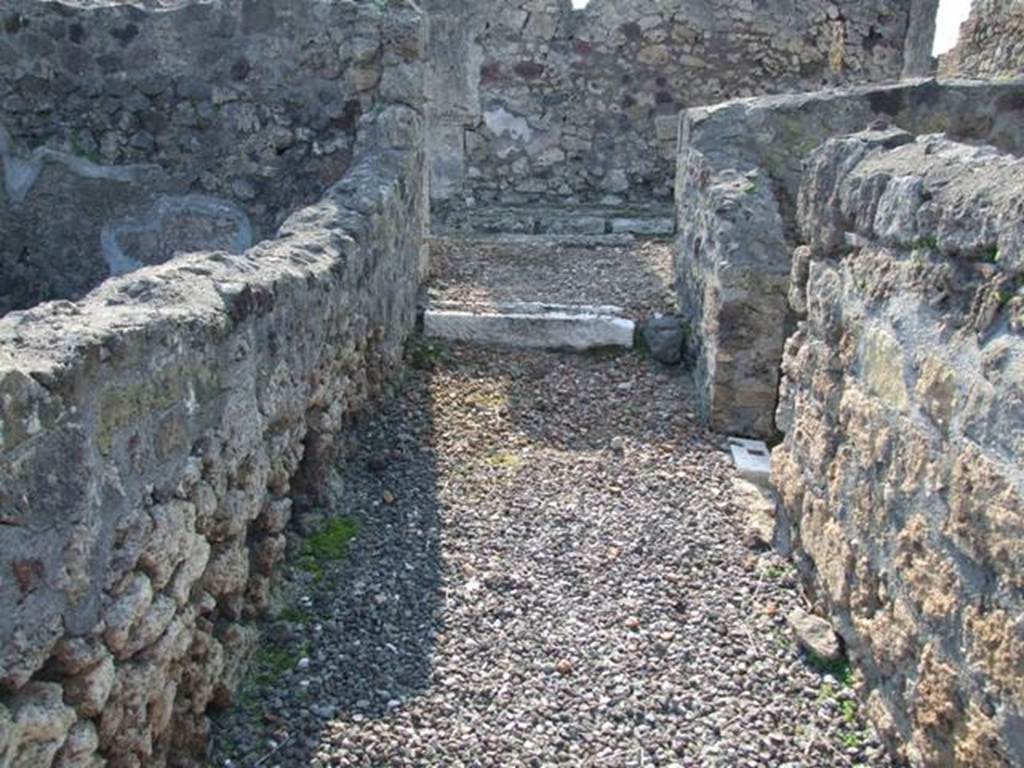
[729,437,772,485]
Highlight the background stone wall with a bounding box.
[0,2,428,765]
[0,0,396,314]
[674,78,1024,438]
[774,129,1024,767]
[941,0,1024,77]
[426,0,934,221]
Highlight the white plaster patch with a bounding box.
[483,106,533,143]
[100,194,253,276]
[1,124,158,205]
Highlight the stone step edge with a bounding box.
[428,233,642,248]
[421,305,636,351]
[427,299,629,317]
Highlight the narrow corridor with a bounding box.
[213,342,891,767]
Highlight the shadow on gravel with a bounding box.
[210,352,447,766]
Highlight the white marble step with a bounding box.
[422,300,636,351]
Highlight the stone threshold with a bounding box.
[421,300,636,351]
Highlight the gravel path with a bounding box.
[427,239,675,318]
[212,344,893,768]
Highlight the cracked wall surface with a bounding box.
[0,0,392,314]
[775,128,1024,767]
[0,1,428,765]
[425,0,935,222]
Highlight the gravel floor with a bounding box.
[211,344,894,768]
[427,239,675,318]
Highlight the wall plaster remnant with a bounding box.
[100,195,254,276]
[0,125,160,205]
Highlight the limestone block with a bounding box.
[787,608,842,661]
[104,573,155,660]
[202,539,251,601]
[53,720,101,768]
[861,327,908,411]
[610,217,675,236]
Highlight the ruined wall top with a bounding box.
[424,0,936,214]
[941,0,1024,77]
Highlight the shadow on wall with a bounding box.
[209,358,445,765]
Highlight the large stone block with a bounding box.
[773,130,1024,765]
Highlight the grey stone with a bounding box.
[544,215,607,236]
[4,683,77,768]
[732,478,777,549]
[641,314,685,365]
[787,608,843,662]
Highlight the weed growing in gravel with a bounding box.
[979,244,1000,263]
[242,640,310,699]
[842,699,859,724]
[837,699,868,750]
[817,682,868,752]
[408,339,448,370]
[299,516,360,581]
[759,564,788,580]
[808,653,855,687]
[773,630,794,651]
[278,604,310,625]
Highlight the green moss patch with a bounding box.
[298,516,360,580]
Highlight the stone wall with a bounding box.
[0,0,394,314]
[0,2,428,765]
[941,0,1024,78]
[773,129,1024,766]
[426,0,935,221]
[675,78,1024,438]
